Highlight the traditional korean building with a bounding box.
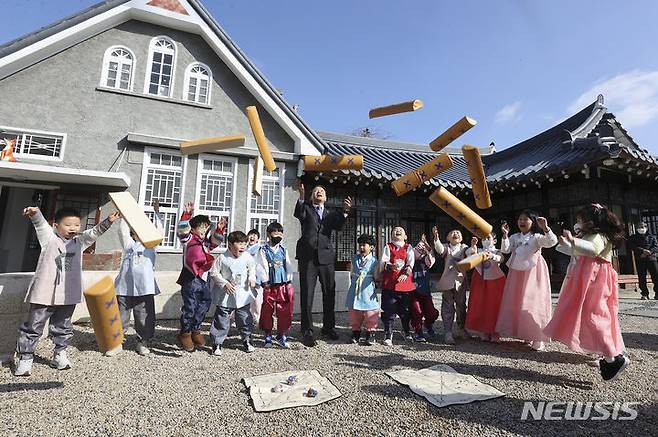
[305,95,658,279]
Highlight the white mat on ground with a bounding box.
[243,370,342,412]
[386,364,505,408]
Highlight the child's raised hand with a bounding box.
[470,236,478,248]
[22,207,39,217]
[482,251,493,260]
[224,282,236,295]
[343,196,353,213]
[217,216,227,231]
[152,199,160,213]
[184,202,194,215]
[537,216,549,231]
[562,229,574,242]
[501,222,509,236]
[432,226,440,241]
[297,180,305,198]
[108,212,122,223]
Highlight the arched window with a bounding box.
[145,36,176,97]
[183,63,212,104]
[101,46,134,91]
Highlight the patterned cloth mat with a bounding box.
[387,364,505,408]
[243,370,342,412]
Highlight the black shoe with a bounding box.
[363,331,375,346]
[321,329,339,341]
[302,332,317,347]
[641,294,649,300]
[600,355,630,381]
[350,331,361,344]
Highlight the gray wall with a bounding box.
[0,20,306,270]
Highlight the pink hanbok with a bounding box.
[495,230,558,342]
[544,234,624,357]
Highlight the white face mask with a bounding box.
[482,239,493,249]
[637,228,647,235]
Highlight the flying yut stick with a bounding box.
[429,116,477,152]
[253,155,264,197]
[462,145,492,209]
[391,153,453,196]
[369,99,424,119]
[429,187,493,239]
[84,276,124,354]
[457,252,488,273]
[180,135,245,155]
[109,192,163,248]
[246,106,276,172]
[303,155,364,172]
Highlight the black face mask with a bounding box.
[270,236,282,245]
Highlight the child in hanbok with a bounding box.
[495,210,557,351]
[464,233,506,342]
[346,234,379,345]
[544,204,629,381]
[410,235,439,342]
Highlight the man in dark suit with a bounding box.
[295,182,352,346]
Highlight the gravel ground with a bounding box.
[1,309,656,437]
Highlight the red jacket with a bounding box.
[382,243,415,292]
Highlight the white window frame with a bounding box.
[246,159,285,244]
[100,45,135,91]
[0,125,67,162]
[143,36,177,98]
[195,154,238,250]
[138,146,187,252]
[183,62,212,105]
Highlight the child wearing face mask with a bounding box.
[464,233,506,342]
[495,210,557,351]
[256,222,294,348]
[380,226,415,346]
[545,204,630,381]
[209,231,257,355]
[346,234,379,345]
[432,226,469,345]
[410,235,439,342]
[14,207,119,376]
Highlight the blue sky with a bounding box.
[3,0,658,154]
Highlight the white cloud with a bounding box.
[568,70,658,128]
[494,101,522,124]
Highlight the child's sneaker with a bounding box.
[136,341,150,356]
[413,331,427,342]
[350,331,361,344]
[403,331,414,342]
[50,351,71,370]
[213,345,223,356]
[14,357,33,377]
[264,335,273,348]
[444,332,455,345]
[383,332,394,347]
[425,325,437,339]
[243,340,256,353]
[601,355,630,381]
[178,332,195,352]
[191,331,206,347]
[363,331,375,346]
[276,335,289,349]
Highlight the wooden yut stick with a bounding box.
[429,116,477,152]
[457,252,487,272]
[84,276,124,354]
[429,187,493,239]
[252,156,264,197]
[109,192,163,248]
[462,145,492,209]
[180,135,245,155]
[303,155,364,172]
[246,106,276,172]
[369,99,424,119]
[391,153,453,197]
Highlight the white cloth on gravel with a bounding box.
[386,364,505,408]
[243,370,342,412]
